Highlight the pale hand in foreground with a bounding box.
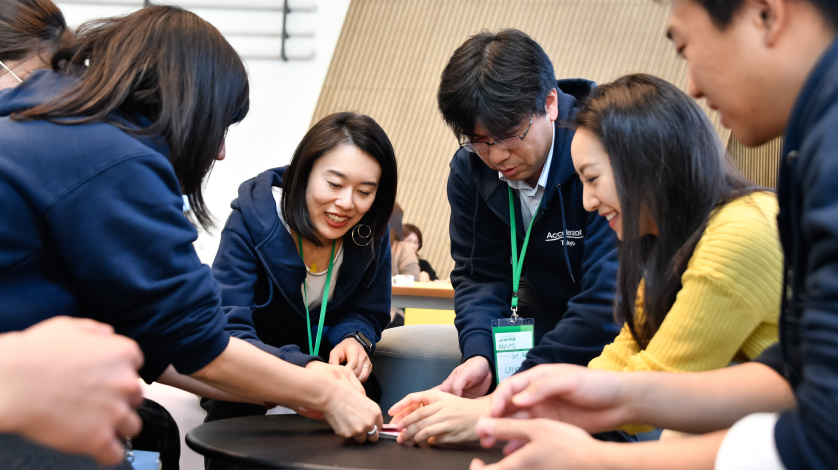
[438,356,494,398]
[0,317,144,465]
[471,417,601,470]
[487,363,628,440]
[389,389,489,444]
[329,337,372,382]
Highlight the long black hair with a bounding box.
[281,112,398,247]
[14,6,250,230]
[575,73,761,348]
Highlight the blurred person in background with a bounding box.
[403,223,439,282]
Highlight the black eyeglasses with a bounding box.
[460,116,533,155]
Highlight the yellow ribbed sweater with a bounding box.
[589,192,782,432]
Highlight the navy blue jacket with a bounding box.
[212,167,391,367]
[0,70,229,382]
[753,38,838,470]
[448,79,621,375]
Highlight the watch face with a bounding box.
[355,332,372,351]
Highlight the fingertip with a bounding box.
[470,458,486,470]
[475,416,494,434]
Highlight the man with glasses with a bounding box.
[436,29,620,398]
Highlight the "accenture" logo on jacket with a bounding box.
[545,229,584,246]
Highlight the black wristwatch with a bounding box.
[345,331,372,354]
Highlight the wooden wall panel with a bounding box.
[313,0,775,277]
[728,135,783,189]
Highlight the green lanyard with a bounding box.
[509,186,540,321]
[298,236,337,357]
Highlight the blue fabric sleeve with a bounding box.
[211,217,320,368]
[448,156,512,369]
[519,210,620,371]
[774,113,838,470]
[324,231,392,353]
[43,153,230,382]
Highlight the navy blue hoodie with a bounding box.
[0,70,229,382]
[753,38,838,470]
[211,167,392,366]
[448,79,621,375]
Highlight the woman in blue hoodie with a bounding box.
[203,112,397,428]
[0,5,383,450]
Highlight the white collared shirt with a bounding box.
[498,124,555,227]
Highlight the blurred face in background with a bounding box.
[404,232,420,254]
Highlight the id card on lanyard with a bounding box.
[492,187,538,384]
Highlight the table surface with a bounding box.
[186,415,505,470]
[391,282,454,298]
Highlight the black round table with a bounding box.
[186,414,506,469]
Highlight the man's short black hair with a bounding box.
[694,0,838,30]
[437,28,556,140]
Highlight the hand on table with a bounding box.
[320,376,383,444]
[487,364,628,437]
[437,356,493,398]
[329,338,372,382]
[388,390,488,444]
[0,317,144,465]
[470,417,601,470]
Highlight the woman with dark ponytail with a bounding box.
[0,5,382,454]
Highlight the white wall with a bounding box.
[55,0,352,263]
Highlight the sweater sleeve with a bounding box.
[587,323,639,371]
[591,193,782,375]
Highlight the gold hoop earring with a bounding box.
[351,223,373,246]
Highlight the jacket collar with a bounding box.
[782,38,838,157]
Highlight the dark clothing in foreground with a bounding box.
[754,38,838,470]
[0,70,229,382]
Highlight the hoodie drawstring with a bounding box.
[556,185,576,283]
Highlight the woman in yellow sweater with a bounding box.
[387,73,782,444]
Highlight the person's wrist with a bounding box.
[300,367,333,410]
[618,373,646,426]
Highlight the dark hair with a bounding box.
[575,73,761,348]
[438,28,556,140]
[282,112,398,247]
[388,203,404,243]
[692,0,838,30]
[403,223,423,251]
[14,6,250,231]
[0,0,71,62]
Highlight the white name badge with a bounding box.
[492,317,535,383]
